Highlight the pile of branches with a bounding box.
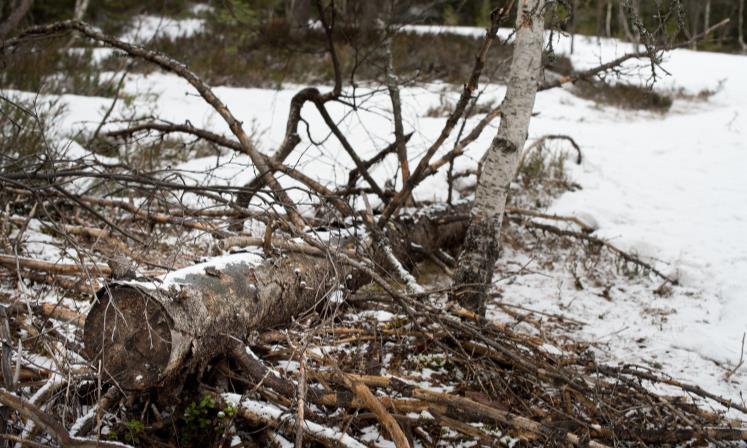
[0,130,744,447]
[0,194,745,446]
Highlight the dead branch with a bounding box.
[221,392,367,448]
[506,207,595,232]
[0,389,127,448]
[540,18,731,91]
[520,134,583,165]
[4,20,305,228]
[379,4,513,224]
[343,375,410,448]
[0,254,111,277]
[515,218,676,283]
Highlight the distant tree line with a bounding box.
[2,0,745,52]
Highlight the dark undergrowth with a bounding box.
[101,21,517,88]
[571,79,674,112]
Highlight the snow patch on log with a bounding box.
[162,251,264,287]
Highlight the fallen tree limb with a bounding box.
[0,254,111,277]
[340,372,410,448]
[0,389,128,448]
[598,364,747,416]
[515,218,676,283]
[220,392,367,448]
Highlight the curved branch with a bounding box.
[4,20,304,227]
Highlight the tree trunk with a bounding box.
[73,0,89,20]
[704,0,711,34]
[690,0,701,50]
[285,0,310,37]
[570,0,577,54]
[66,0,90,47]
[0,0,33,39]
[450,0,545,316]
[84,253,350,391]
[618,0,639,51]
[84,210,470,391]
[739,0,746,52]
[359,0,379,32]
[596,0,604,41]
[605,0,612,37]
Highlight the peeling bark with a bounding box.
[84,209,471,391]
[84,253,349,391]
[451,0,545,315]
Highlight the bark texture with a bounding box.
[451,0,545,315]
[84,209,470,391]
[84,253,349,391]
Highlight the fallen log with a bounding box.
[83,252,351,390]
[81,205,473,392]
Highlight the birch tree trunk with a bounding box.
[73,0,89,20]
[450,0,545,315]
[83,210,470,391]
[84,253,350,391]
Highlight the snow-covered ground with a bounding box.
[5,21,746,412]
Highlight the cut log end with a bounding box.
[84,286,172,390]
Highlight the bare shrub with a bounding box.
[572,80,673,111]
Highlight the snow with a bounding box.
[355,310,398,323]
[161,251,264,287]
[222,393,368,448]
[5,21,747,415]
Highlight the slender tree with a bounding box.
[286,0,310,36]
[605,0,613,36]
[740,0,746,51]
[0,0,33,39]
[450,0,546,315]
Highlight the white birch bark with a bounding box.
[73,0,90,20]
[451,0,545,314]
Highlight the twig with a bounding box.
[515,219,676,283]
[340,373,411,448]
[724,332,745,380]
